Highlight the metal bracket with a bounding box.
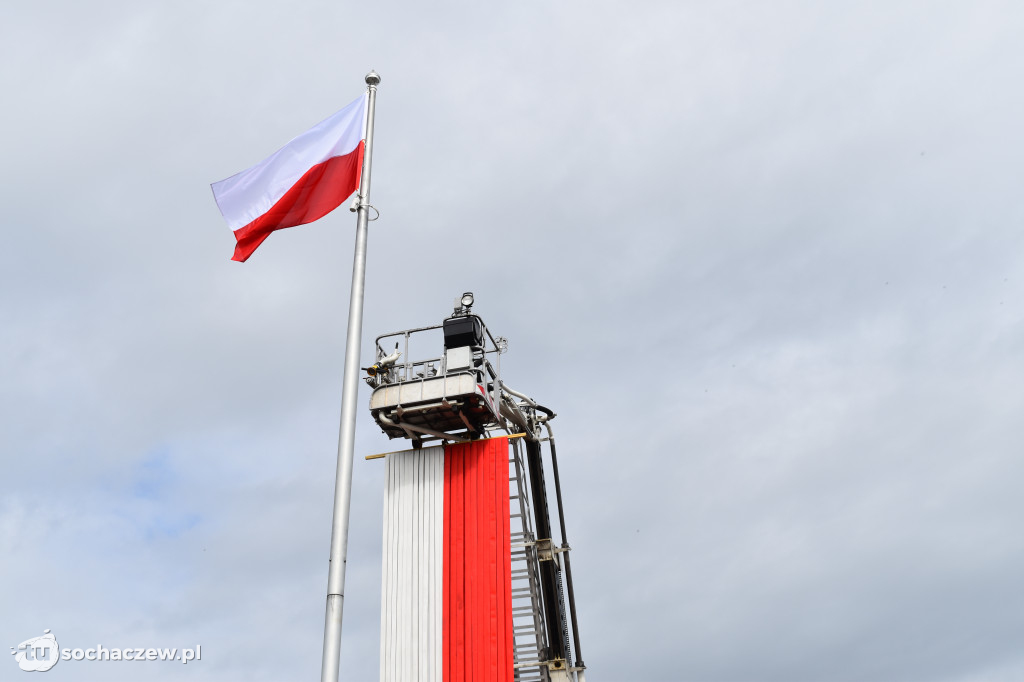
[536,538,554,562]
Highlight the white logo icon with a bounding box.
[11,630,60,672]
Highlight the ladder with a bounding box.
[509,438,549,682]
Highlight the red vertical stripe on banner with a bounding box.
[496,437,512,676]
[443,437,513,682]
[443,451,452,682]
[464,445,476,679]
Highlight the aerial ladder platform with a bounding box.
[368,293,586,682]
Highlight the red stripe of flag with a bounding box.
[230,141,364,262]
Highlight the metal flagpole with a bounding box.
[320,69,380,682]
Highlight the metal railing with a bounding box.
[369,319,505,388]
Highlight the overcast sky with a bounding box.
[3,1,1024,680]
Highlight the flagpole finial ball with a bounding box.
[365,71,381,86]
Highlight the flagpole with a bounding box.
[320,69,380,682]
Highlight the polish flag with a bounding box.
[380,437,514,682]
[211,94,367,262]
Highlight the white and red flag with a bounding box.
[380,437,515,682]
[211,94,367,262]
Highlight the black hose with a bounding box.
[545,424,584,669]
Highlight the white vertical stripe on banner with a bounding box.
[433,446,443,682]
[380,447,444,682]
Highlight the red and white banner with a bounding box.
[380,437,514,682]
[211,94,367,262]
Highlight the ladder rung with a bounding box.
[514,660,545,669]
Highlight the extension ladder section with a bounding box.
[509,438,548,682]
